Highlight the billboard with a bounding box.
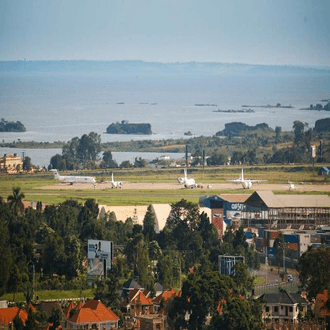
[218,255,245,276]
[87,240,113,278]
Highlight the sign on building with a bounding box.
[87,240,113,279]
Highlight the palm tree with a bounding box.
[8,186,25,215]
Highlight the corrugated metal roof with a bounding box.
[276,194,330,208]
[256,191,284,207]
[247,191,330,208]
[219,194,251,203]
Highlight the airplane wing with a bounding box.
[227,179,243,183]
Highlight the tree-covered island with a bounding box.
[0,118,26,132]
[106,120,152,135]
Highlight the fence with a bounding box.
[254,281,299,296]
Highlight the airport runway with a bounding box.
[40,182,330,192]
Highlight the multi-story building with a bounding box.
[242,191,330,229]
[260,290,309,323]
[0,153,23,173]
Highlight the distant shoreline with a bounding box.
[242,104,293,109]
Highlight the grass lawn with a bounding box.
[0,165,329,206]
[0,289,94,303]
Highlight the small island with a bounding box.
[242,103,293,109]
[195,103,217,106]
[0,118,26,132]
[213,109,255,113]
[300,102,330,111]
[106,120,152,135]
[216,122,272,137]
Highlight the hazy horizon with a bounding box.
[1,59,330,69]
[1,0,330,67]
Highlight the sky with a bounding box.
[0,0,329,66]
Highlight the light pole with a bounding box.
[283,243,286,274]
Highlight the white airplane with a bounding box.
[227,168,267,189]
[177,168,197,188]
[110,172,122,188]
[284,180,296,191]
[50,169,96,185]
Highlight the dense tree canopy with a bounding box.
[297,246,330,301]
[167,269,262,330]
[49,132,101,170]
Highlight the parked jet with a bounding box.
[110,172,122,188]
[50,169,96,185]
[227,168,267,189]
[178,168,197,188]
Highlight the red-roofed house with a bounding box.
[153,288,180,313]
[121,289,153,316]
[315,290,330,319]
[26,303,37,313]
[63,301,77,319]
[0,307,28,326]
[67,299,119,330]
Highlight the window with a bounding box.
[289,307,293,313]
[265,306,269,312]
[273,306,278,313]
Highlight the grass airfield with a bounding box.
[0,165,329,206]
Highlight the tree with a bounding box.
[23,156,32,171]
[297,246,330,301]
[273,232,285,267]
[134,157,148,167]
[208,297,263,330]
[13,315,24,330]
[0,222,13,296]
[7,264,22,301]
[293,120,305,147]
[48,308,63,330]
[7,186,25,215]
[143,205,156,241]
[167,270,241,330]
[275,126,282,144]
[61,132,101,169]
[94,264,121,311]
[64,234,83,279]
[158,252,180,288]
[120,160,132,168]
[49,154,66,171]
[100,150,118,168]
[231,262,254,295]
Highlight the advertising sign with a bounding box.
[87,240,113,278]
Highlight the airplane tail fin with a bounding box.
[111,172,114,182]
[184,168,188,180]
[241,168,244,180]
[50,169,59,179]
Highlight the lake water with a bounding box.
[1,63,330,166]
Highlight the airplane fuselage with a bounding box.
[242,180,253,189]
[51,170,96,184]
[178,168,197,188]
